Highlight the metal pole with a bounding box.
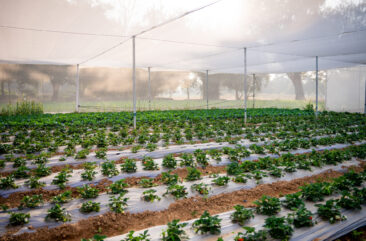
[252,73,255,109]
[148,67,151,111]
[132,36,136,129]
[75,64,80,112]
[243,47,247,123]
[315,56,319,116]
[364,77,366,114]
[206,70,209,110]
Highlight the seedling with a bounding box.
[264,216,293,240]
[164,184,187,199]
[254,196,281,216]
[45,204,71,222]
[78,185,99,199]
[139,178,157,188]
[101,160,119,177]
[212,176,230,186]
[108,179,129,195]
[234,226,268,241]
[141,189,161,202]
[161,171,180,185]
[0,175,18,189]
[52,168,73,189]
[316,199,346,224]
[52,191,72,204]
[9,212,30,226]
[122,230,150,241]
[109,195,129,213]
[191,183,211,197]
[121,159,137,173]
[282,192,304,210]
[180,153,195,167]
[185,167,201,181]
[161,219,188,241]
[287,207,315,228]
[142,156,159,170]
[163,154,177,169]
[80,201,100,213]
[231,205,254,225]
[192,211,222,235]
[19,194,43,209]
[34,164,51,177]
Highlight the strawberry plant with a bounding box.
[109,194,129,213]
[337,192,362,210]
[191,183,211,196]
[52,168,72,189]
[0,175,18,189]
[52,191,72,204]
[95,148,107,159]
[180,153,195,167]
[192,211,222,235]
[75,148,90,159]
[231,205,254,225]
[80,201,100,213]
[121,159,137,173]
[250,170,268,184]
[9,212,30,226]
[234,226,268,241]
[164,184,187,199]
[185,167,201,181]
[269,166,283,178]
[142,156,159,170]
[163,154,177,169]
[139,178,157,188]
[19,194,43,209]
[78,185,99,199]
[212,176,230,186]
[208,149,222,162]
[146,143,157,152]
[141,189,161,202]
[131,145,141,153]
[232,173,250,183]
[25,176,46,189]
[161,219,188,241]
[122,230,150,241]
[81,234,107,241]
[45,204,71,222]
[316,199,346,224]
[264,216,293,240]
[194,150,209,167]
[254,196,281,216]
[282,192,304,210]
[101,160,119,177]
[161,171,180,185]
[108,179,129,194]
[287,207,314,228]
[13,165,30,179]
[81,162,98,181]
[300,182,334,202]
[34,164,51,177]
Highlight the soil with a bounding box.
[0,168,346,241]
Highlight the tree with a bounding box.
[287,73,305,100]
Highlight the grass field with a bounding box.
[5,99,323,113]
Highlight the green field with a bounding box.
[9,99,323,113]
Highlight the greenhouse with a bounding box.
[0,0,366,240]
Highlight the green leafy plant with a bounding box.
[121,159,137,173]
[95,148,107,159]
[232,173,250,183]
[78,185,99,199]
[162,154,177,169]
[191,183,211,196]
[109,194,129,213]
[300,182,333,202]
[45,204,71,222]
[101,160,119,177]
[52,168,72,189]
[108,179,129,195]
[121,230,150,241]
[9,212,30,226]
[337,192,362,210]
[34,164,51,177]
[80,201,100,213]
[52,191,72,204]
[254,196,281,216]
[234,226,268,241]
[212,176,230,186]
[0,175,18,189]
[185,167,201,181]
[192,211,222,235]
[164,184,187,199]
[81,162,98,181]
[287,207,314,228]
[180,153,195,167]
[264,216,293,240]
[81,234,107,241]
[141,189,161,202]
[142,156,159,170]
[25,176,46,189]
[282,192,304,210]
[161,219,188,241]
[316,199,346,224]
[231,205,254,225]
[75,148,90,159]
[19,194,43,209]
[139,178,157,188]
[161,171,180,185]
[13,165,30,179]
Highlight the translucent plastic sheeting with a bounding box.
[326,65,366,113]
[0,157,359,235]
[0,0,365,73]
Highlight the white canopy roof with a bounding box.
[1,0,365,73]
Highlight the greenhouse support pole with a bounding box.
[75,64,80,112]
[148,67,151,111]
[243,47,247,123]
[364,77,366,114]
[252,73,255,109]
[132,36,136,129]
[206,70,209,110]
[315,56,319,117]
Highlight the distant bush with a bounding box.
[1,101,43,116]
